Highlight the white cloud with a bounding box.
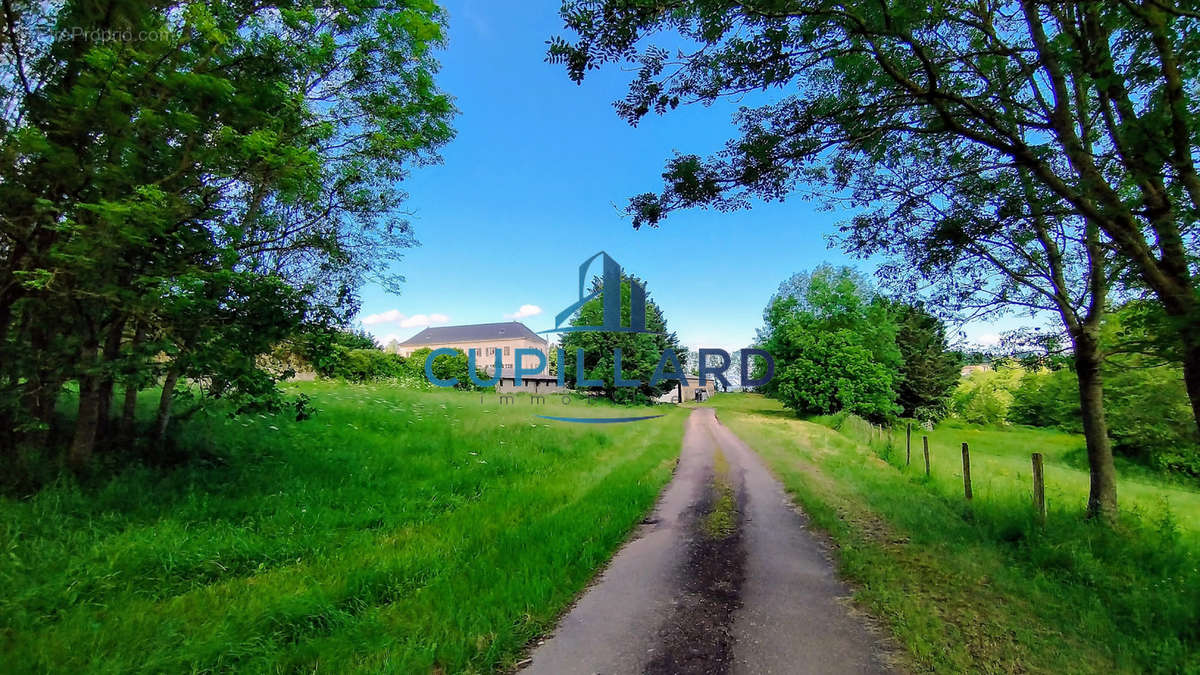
[361,309,403,326]
[400,313,450,328]
[361,310,449,328]
[505,304,543,320]
[975,332,1002,346]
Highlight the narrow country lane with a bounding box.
[521,408,896,675]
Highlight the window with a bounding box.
[487,346,494,356]
[503,346,511,356]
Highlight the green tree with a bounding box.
[404,347,479,391]
[1009,368,1082,432]
[560,274,684,403]
[1102,303,1199,475]
[0,0,454,467]
[759,266,901,421]
[890,303,961,422]
[292,328,383,379]
[549,0,1200,516]
[551,0,1200,430]
[1105,360,1199,476]
[950,364,1025,426]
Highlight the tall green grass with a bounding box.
[0,383,685,673]
[826,412,1200,535]
[707,393,1200,673]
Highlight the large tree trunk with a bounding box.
[33,378,60,435]
[153,368,180,451]
[93,318,127,448]
[118,324,147,442]
[1180,328,1200,438]
[1139,271,1200,437]
[0,301,13,455]
[119,384,140,442]
[68,344,102,471]
[20,320,56,452]
[1074,331,1118,521]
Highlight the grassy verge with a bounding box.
[703,450,736,539]
[855,414,1200,533]
[705,393,1200,674]
[0,383,685,673]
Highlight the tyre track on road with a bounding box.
[521,408,895,675]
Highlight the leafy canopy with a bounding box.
[561,273,686,403]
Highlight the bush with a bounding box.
[1104,360,1199,476]
[332,349,407,382]
[1009,368,1081,432]
[949,364,1023,425]
[282,328,382,378]
[964,357,1199,477]
[773,329,901,421]
[403,347,487,391]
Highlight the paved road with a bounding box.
[521,408,895,675]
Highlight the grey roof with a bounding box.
[398,321,546,346]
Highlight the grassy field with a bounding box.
[703,393,1200,674]
[0,383,686,673]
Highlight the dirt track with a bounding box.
[521,408,895,675]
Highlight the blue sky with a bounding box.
[354,0,1029,351]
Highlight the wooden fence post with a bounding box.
[922,436,930,476]
[1031,453,1046,525]
[906,423,911,466]
[961,442,973,500]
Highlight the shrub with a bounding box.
[333,349,407,382]
[773,329,901,421]
[1104,360,1199,476]
[968,358,1198,476]
[1009,368,1081,432]
[949,364,1023,425]
[403,347,487,391]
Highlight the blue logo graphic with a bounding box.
[541,251,658,335]
[534,414,664,424]
[423,251,775,424]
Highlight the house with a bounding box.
[655,376,718,404]
[388,321,549,371]
[960,363,993,378]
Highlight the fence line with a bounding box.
[867,426,1049,522]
